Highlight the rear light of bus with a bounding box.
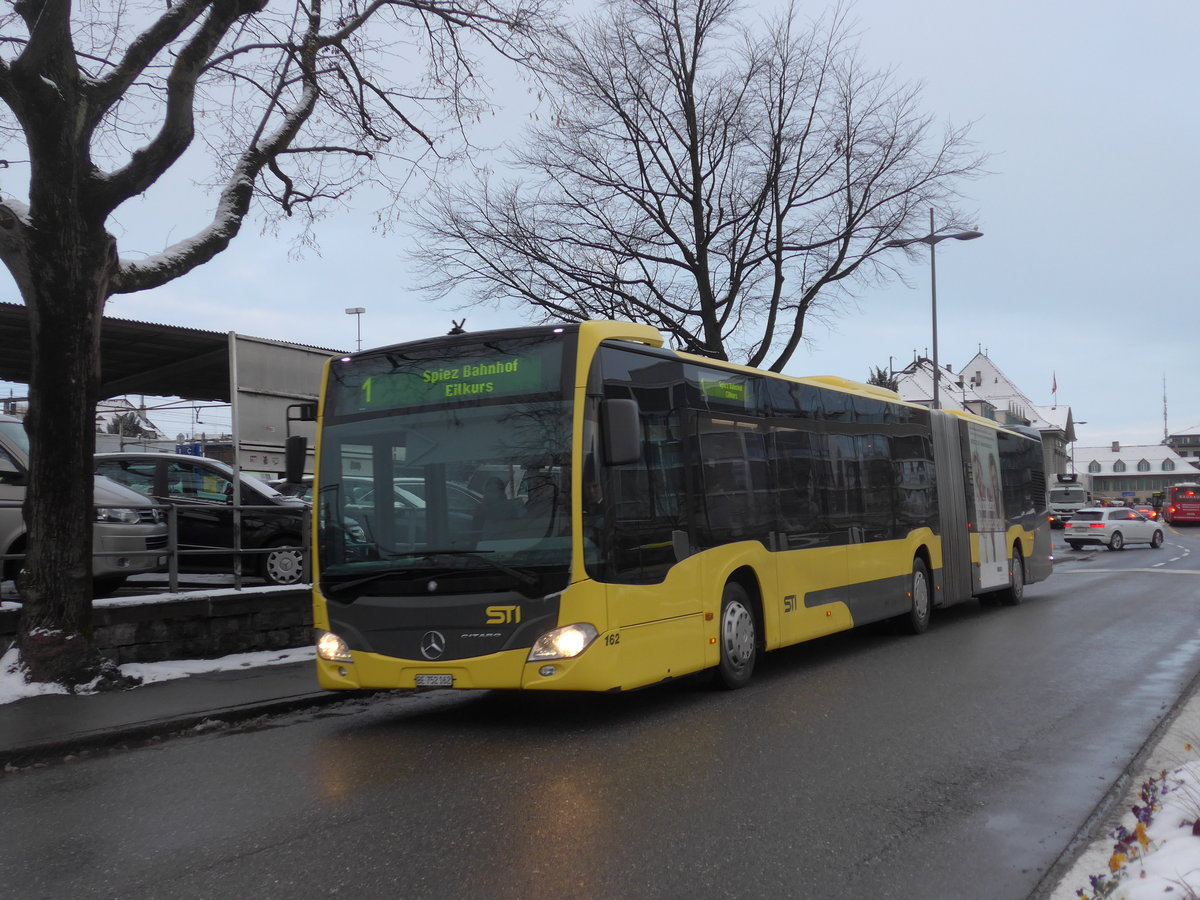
[528,623,599,662]
[316,630,353,663]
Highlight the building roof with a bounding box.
[0,301,340,402]
[1073,442,1198,475]
[893,351,1075,439]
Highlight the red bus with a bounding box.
[1164,483,1200,524]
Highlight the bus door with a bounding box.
[964,422,1008,592]
[767,423,849,644]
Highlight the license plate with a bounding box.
[415,674,453,687]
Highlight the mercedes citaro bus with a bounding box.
[290,320,1050,692]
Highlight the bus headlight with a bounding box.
[528,623,598,661]
[316,630,353,663]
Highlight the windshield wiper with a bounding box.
[325,549,538,595]
[323,567,423,597]
[403,549,540,589]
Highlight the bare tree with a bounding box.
[0,0,547,687]
[415,0,984,368]
[867,365,898,392]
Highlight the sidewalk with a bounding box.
[0,659,359,768]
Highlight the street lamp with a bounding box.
[1070,421,1087,474]
[885,210,983,409]
[345,307,366,351]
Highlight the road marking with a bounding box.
[1054,568,1200,575]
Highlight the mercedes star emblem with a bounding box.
[420,630,446,660]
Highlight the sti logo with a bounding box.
[486,605,521,625]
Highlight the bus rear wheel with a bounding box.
[715,582,757,690]
[902,558,931,634]
[999,549,1025,606]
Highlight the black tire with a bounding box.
[1151,529,1164,549]
[714,582,757,689]
[903,557,932,634]
[1108,531,1125,551]
[91,575,127,598]
[1067,541,1083,551]
[262,537,305,585]
[999,549,1025,606]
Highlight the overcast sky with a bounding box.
[2,0,1195,448]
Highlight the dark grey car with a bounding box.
[95,452,308,585]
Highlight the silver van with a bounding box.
[1,414,168,597]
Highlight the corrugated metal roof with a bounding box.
[0,301,339,402]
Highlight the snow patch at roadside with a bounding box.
[0,645,316,705]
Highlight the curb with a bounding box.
[0,689,375,770]
[1030,663,1200,898]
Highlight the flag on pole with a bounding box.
[1052,371,1057,395]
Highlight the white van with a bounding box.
[1,413,168,597]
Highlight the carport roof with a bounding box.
[0,301,339,403]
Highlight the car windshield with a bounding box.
[0,418,30,455]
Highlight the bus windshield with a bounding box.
[317,331,576,594]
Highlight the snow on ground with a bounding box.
[0,645,316,705]
[1049,701,1200,899]
[1049,758,1200,899]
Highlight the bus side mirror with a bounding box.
[602,399,642,466]
[285,434,308,483]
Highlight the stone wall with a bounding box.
[0,586,313,664]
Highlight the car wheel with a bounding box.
[91,575,127,597]
[1108,531,1124,551]
[1067,541,1083,551]
[902,557,932,633]
[1151,529,1164,549]
[262,538,305,585]
[714,581,757,689]
[1000,549,1024,606]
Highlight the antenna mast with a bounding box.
[1163,373,1168,443]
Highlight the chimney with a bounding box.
[1111,441,1120,453]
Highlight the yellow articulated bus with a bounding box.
[296,320,1050,692]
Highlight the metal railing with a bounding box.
[1,499,310,596]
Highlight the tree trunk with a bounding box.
[15,216,125,689]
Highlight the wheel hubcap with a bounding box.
[266,549,303,584]
[913,570,929,620]
[722,601,755,670]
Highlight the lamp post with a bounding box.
[345,307,366,351]
[885,210,983,409]
[1070,421,1087,474]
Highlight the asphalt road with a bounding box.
[4,526,1199,899]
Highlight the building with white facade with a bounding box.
[1073,442,1199,505]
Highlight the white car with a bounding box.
[1066,507,1165,551]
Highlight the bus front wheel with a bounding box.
[715,582,757,690]
[903,558,931,634]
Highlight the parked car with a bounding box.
[1,414,167,597]
[95,452,308,585]
[269,476,312,504]
[1066,506,1165,551]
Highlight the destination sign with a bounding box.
[330,336,566,416]
[356,357,545,410]
[700,377,747,403]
